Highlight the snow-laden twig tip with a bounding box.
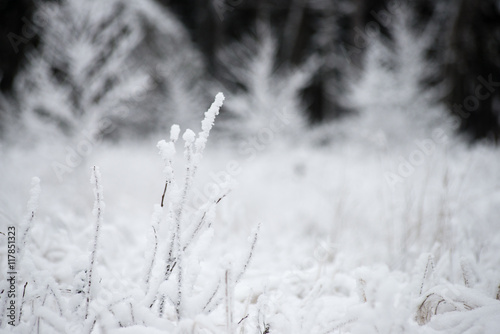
[170,124,180,142]
[183,129,196,145]
[195,92,225,154]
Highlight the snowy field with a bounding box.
[1,93,500,333]
[0,1,499,332]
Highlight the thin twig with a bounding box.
[237,314,249,325]
[18,282,28,323]
[145,226,158,290]
[236,223,260,283]
[202,281,221,312]
[86,166,104,320]
[129,302,135,324]
[225,268,233,334]
[419,255,434,296]
[161,181,168,207]
[183,193,228,252]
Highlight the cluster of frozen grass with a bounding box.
[1,89,499,333]
[0,93,262,333]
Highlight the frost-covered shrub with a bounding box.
[7,0,207,143]
[146,93,258,322]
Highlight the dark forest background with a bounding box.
[1,0,500,142]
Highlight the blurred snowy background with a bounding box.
[0,0,500,333]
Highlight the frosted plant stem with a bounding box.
[6,177,41,327]
[158,124,180,207]
[165,228,176,280]
[18,282,28,323]
[157,125,182,312]
[144,204,161,295]
[86,166,104,320]
[18,177,41,265]
[183,193,228,252]
[202,281,221,312]
[460,257,472,288]
[235,223,260,283]
[47,284,63,317]
[174,138,194,319]
[225,267,234,334]
[357,278,367,303]
[145,226,158,288]
[0,281,8,327]
[160,182,169,207]
[419,254,434,296]
[204,223,260,313]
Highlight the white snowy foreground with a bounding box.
[1,96,500,333]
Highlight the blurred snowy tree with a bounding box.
[342,5,450,146]
[216,29,314,142]
[4,0,207,143]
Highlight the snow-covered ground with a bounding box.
[1,95,499,333]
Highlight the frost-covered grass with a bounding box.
[1,94,500,333]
